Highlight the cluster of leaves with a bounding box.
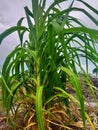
[0,0,98,129]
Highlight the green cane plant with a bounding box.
[0,0,98,129]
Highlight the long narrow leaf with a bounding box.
[36,86,45,130]
[0,26,28,44]
[61,67,86,129]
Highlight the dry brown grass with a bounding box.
[0,99,97,130]
[0,79,98,130]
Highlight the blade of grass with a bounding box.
[61,67,86,130]
[0,26,28,44]
[36,85,45,130]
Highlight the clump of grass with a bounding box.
[0,0,98,129]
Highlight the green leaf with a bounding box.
[17,17,25,44]
[36,86,45,130]
[0,26,28,44]
[1,73,13,96]
[63,27,98,39]
[78,0,98,15]
[61,67,86,129]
